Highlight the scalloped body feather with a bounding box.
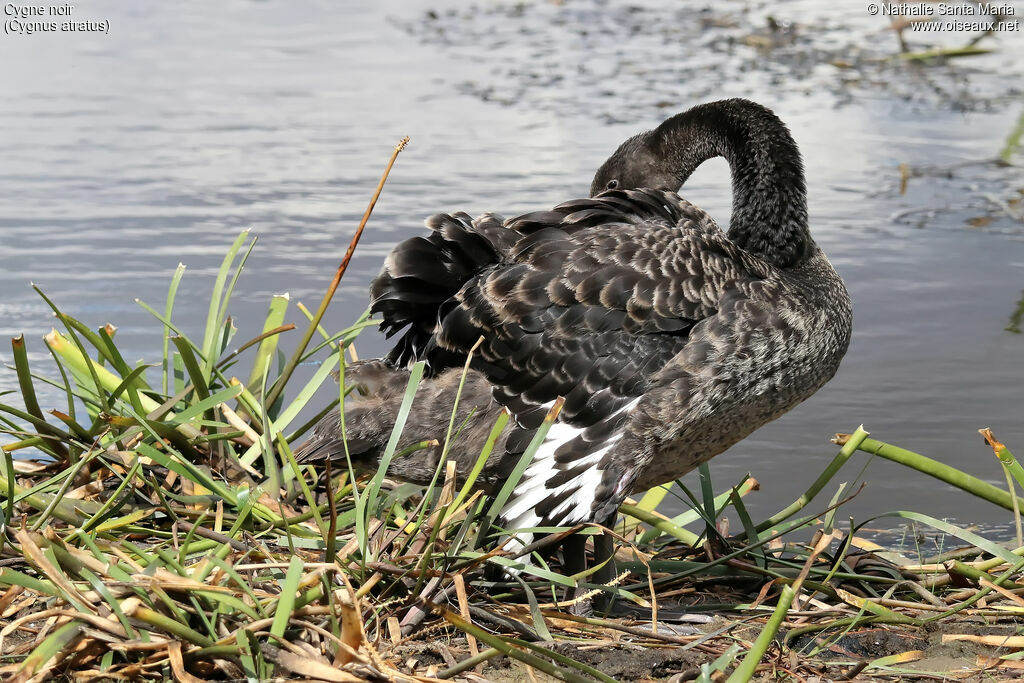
[296,99,852,558]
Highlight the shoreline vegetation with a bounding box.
[2,141,1024,682]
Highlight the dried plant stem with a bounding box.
[265,136,410,410]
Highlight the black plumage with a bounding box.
[296,99,852,574]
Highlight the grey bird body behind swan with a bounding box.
[296,99,852,553]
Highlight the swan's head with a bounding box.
[589,132,681,197]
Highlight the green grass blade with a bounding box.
[363,360,426,518]
[43,336,77,423]
[45,329,162,416]
[875,511,1019,564]
[0,566,64,598]
[35,288,113,415]
[0,403,75,448]
[172,336,211,406]
[514,576,553,641]
[855,435,1024,511]
[107,364,154,417]
[56,313,129,375]
[478,553,577,587]
[270,555,305,638]
[730,488,762,561]
[78,567,138,638]
[725,585,795,683]
[699,643,742,681]
[134,441,235,503]
[11,335,44,423]
[822,482,848,534]
[136,297,205,359]
[256,354,283,498]
[238,351,340,467]
[619,483,672,537]
[17,621,82,678]
[1,444,13,530]
[697,462,717,539]
[131,606,216,647]
[638,476,757,544]
[97,325,133,378]
[488,398,564,518]
[202,231,253,375]
[983,429,1024,491]
[11,335,69,460]
[448,409,510,520]
[162,262,187,394]
[247,293,290,393]
[619,504,700,545]
[170,384,243,426]
[756,427,870,532]
[299,313,376,363]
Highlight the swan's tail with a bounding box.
[369,212,518,369]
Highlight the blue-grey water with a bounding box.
[1,1,1022,535]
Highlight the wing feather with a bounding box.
[369,188,765,532]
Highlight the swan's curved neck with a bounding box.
[654,99,813,268]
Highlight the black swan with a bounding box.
[295,98,852,572]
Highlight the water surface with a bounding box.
[1,0,1022,531]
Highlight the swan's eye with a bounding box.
[606,179,618,190]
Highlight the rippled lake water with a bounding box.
[1,0,1022,532]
